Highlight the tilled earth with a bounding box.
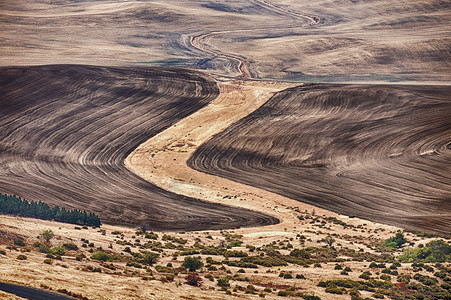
[0,65,278,231]
[189,83,451,236]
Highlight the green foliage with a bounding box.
[217,277,230,288]
[43,258,52,264]
[303,296,321,300]
[63,243,78,250]
[0,193,101,227]
[325,283,346,294]
[224,250,248,258]
[162,234,187,245]
[13,238,25,247]
[40,230,54,242]
[51,246,66,256]
[182,256,203,271]
[399,240,451,263]
[290,249,310,259]
[90,251,111,261]
[17,254,27,260]
[241,255,288,267]
[359,271,372,280]
[413,274,438,286]
[384,232,407,248]
[135,251,159,266]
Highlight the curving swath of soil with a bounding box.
[189,84,451,236]
[0,65,278,231]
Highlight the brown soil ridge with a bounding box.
[0,65,277,231]
[189,83,451,237]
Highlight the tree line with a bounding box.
[0,193,101,227]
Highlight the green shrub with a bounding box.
[43,258,52,264]
[385,232,407,248]
[0,250,6,255]
[217,277,230,288]
[182,256,203,272]
[135,251,159,266]
[90,251,111,261]
[325,284,345,294]
[51,247,66,256]
[40,230,54,242]
[303,296,321,300]
[17,254,27,260]
[63,243,78,250]
[13,238,25,247]
[399,240,451,263]
[359,271,372,280]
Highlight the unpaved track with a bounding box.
[189,83,451,236]
[126,80,350,229]
[0,65,277,231]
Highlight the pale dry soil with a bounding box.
[0,213,442,300]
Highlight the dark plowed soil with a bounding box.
[0,65,278,231]
[189,84,451,236]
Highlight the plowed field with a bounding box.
[189,84,451,236]
[0,65,277,230]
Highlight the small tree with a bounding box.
[182,256,203,272]
[323,236,335,247]
[40,229,54,243]
[385,232,407,248]
[185,272,202,286]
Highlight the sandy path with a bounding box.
[125,79,395,234]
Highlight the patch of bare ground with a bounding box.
[189,83,451,237]
[0,65,276,231]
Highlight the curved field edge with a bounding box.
[188,83,451,237]
[0,64,277,231]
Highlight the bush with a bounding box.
[51,247,66,256]
[90,251,111,261]
[399,240,451,263]
[0,250,6,255]
[13,238,25,247]
[182,256,203,272]
[43,258,52,264]
[63,243,78,250]
[137,251,159,266]
[303,296,321,300]
[359,271,372,280]
[325,284,345,294]
[385,232,407,248]
[184,272,202,286]
[17,254,27,260]
[217,277,230,288]
[40,230,54,242]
